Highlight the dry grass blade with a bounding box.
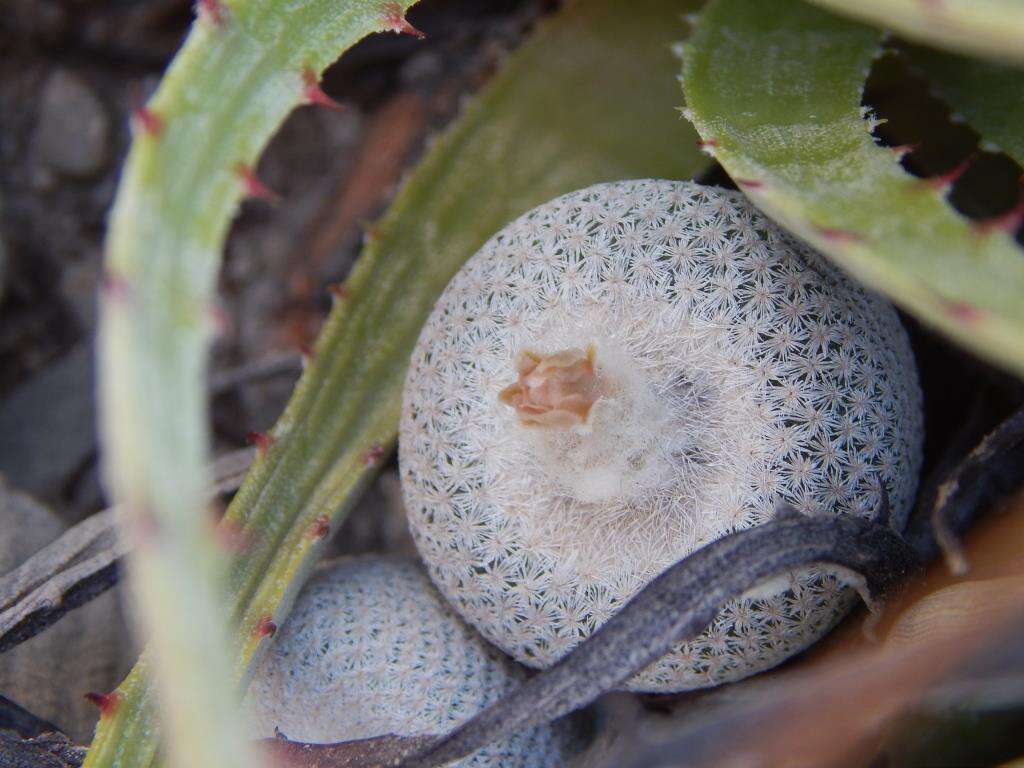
[0,510,123,654]
[0,510,118,615]
[903,402,1024,569]
[610,499,1024,768]
[0,447,254,654]
[928,405,1024,572]
[209,353,302,395]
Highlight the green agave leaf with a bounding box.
[92,2,420,767]
[905,46,1024,167]
[90,0,709,765]
[805,0,1024,65]
[681,0,1024,378]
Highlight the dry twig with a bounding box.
[0,447,255,653]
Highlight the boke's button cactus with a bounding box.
[246,556,586,766]
[399,179,923,691]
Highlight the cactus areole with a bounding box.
[399,180,923,691]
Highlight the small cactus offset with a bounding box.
[89,0,708,766]
[247,557,588,766]
[805,0,1024,65]
[679,0,1024,379]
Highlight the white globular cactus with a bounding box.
[399,179,924,691]
[246,557,585,766]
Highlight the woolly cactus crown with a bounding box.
[246,557,584,766]
[399,179,923,691]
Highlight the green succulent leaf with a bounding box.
[805,0,1024,65]
[89,0,708,765]
[681,0,1024,378]
[905,46,1024,167]
[93,2,422,767]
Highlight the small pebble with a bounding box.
[35,70,110,178]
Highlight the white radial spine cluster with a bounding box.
[399,179,923,691]
[246,557,585,767]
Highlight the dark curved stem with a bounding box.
[399,513,917,768]
[265,512,918,768]
[0,448,254,655]
[906,404,1024,569]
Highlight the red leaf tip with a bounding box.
[84,691,122,717]
[302,68,343,111]
[215,519,250,553]
[889,142,919,158]
[363,222,382,243]
[254,615,277,638]
[197,0,226,25]
[381,2,425,38]
[362,443,387,467]
[927,154,975,190]
[209,303,231,335]
[234,163,280,202]
[816,226,863,243]
[309,515,331,540]
[328,282,350,301]
[942,300,983,324]
[132,105,163,137]
[100,270,131,301]
[973,196,1024,236]
[247,431,277,456]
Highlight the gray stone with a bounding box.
[0,344,95,500]
[58,252,101,331]
[35,70,110,178]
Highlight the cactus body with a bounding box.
[400,180,923,691]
